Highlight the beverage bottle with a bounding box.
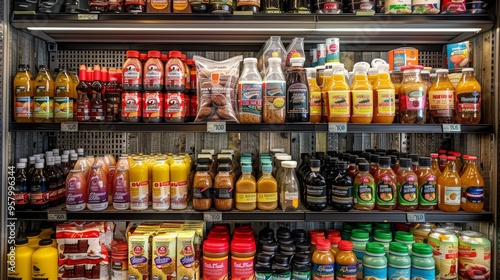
[31,239,58,280]
[399,65,427,124]
[75,154,91,179]
[33,65,54,122]
[335,240,358,280]
[238,57,263,123]
[306,67,322,123]
[86,163,108,211]
[90,65,105,122]
[129,158,149,210]
[368,68,378,86]
[305,159,328,211]
[152,158,171,211]
[363,242,387,280]
[459,154,470,176]
[437,156,462,212]
[326,63,351,122]
[31,162,49,211]
[374,156,397,211]
[311,238,335,280]
[455,68,481,124]
[369,154,380,176]
[122,50,143,91]
[285,57,309,122]
[66,169,87,211]
[387,242,411,279]
[429,69,455,123]
[263,57,286,124]
[235,165,257,211]
[373,64,396,123]
[350,64,373,123]
[13,64,34,122]
[69,153,78,169]
[27,156,36,188]
[430,153,442,177]
[54,65,75,122]
[105,68,122,122]
[165,51,186,91]
[460,155,484,212]
[410,243,435,280]
[257,164,278,211]
[14,162,30,211]
[7,238,34,280]
[280,161,300,211]
[53,156,66,205]
[143,50,164,91]
[321,65,333,122]
[75,64,91,122]
[438,154,448,173]
[44,158,59,207]
[170,156,189,210]
[27,231,41,250]
[396,158,418,211]
[353,163,375,211]
[331,161,353,211]
[113,168,130,210]
[417,157,438,211]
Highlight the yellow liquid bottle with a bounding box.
[129,158,149,211]
[235,165,257,211]
[33,65,54,123]
[373,65,396,124]
[257,165,278,211]
[321,67,333,123]
[306,68,322,123]
[170,157,188,210]
[455,68,481,124]
[13,64,34,123]
[54,66,75,122]
[326,63,351,123]
[27,231,41,250]
[368,68,378,86]
[350,65,373,124]
[152,158,171,211]
[32,239,58,280]
[8,238,34,280]
[460,156,484,213]
[437,156,461,212]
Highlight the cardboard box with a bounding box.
[152,233,177,280]
[447,41,471,69]
[388,48,419,70]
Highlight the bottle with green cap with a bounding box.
[257,164,278,211]
[7,238,35,280]
[362,242,387,280]
[388,241,411,280]
[373,230,392,253]
[395,231,415,255]
[342,223,354,241]
[374,222,391,231]
[350,229,369,279]
[411,243,435,280]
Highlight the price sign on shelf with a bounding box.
[207,122,226,133]
[47,210,67,222]
[204,212,222,222]
[442,124,461,133]
[61,122,79,132]
[78,14,99,20]
[328,122,348,133]
[406,213,425,223]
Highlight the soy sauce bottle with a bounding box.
[285,57,309,122]
[332,161,353,211]
[305,159,327,211]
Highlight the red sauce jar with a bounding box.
[164,91,185,122]
[143,91,163,123]
[231,239,257,280]
[121,91,142,122]
[203,240,229,280]
[143,50,164,91]
[122,50,142,91]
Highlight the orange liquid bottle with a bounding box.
[368,68,378,86]
[374,157,397,211]
[460,156,484,213]
[306,68,322,123]
[373,64,396,124]
[13,64,34,122]
[429,153,442,178]
[437,156,461,212]
[428,69,455,123]
[459,154,470,176]
[396,158,418,211]
[455,68,481,124]
[321,66,333,122]
[417,157,438,210]
[350,64,373,123]
[326,63,351,122]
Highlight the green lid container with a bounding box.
[351,229,370,241]
[365,242,386,255]
[411,243,433,257]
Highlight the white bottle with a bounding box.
[238,57,263,123]
[280,160,300,211]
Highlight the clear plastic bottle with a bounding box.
[373,64,396,123]
[350,64,373,123]
[306,67,322,123]
[280,161,300,211]
[122,50,143,91]
[13,64,34,123]
[165,51,186,92]
[326,63,351,122]
[263,57,286,124]
[286,57,309,122]
[143,50,164,91]
[238,57,263,123]
[33,65,54,122]
[54,65,75,122]
[428,69,455,123]
[455,68,481,124]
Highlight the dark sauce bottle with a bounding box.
[286,57,309,122]
[331,161,353,211]
[305,159,327,211]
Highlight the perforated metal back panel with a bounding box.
[56,132,127,157]
[419,51,444,69]
[58,50,126,70]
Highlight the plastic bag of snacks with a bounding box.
[286,37,306,68]
[193,55,242,123]
[258,36,287,76]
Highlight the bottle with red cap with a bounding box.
[165,50,186,92]
[231,237,256,280]
[143,91,163,123]
[122,50,142,91]
[76,64,91,122]
[203,239,229,280]
[186,58,197,122]
[90,65,105,122]
[181,53,190,122]
[437,155,462,212]
[105,68,122,122]
[143,50,164,91]
[312,238,335,280]
[335,240,357,279]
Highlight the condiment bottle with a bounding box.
[374,156,397,211]
[354,163,375,211]
[373,64,396,123]
[263,57,286,124]
[87,163,108,211]
[8,238,34,280]
[399,65,427,124]
[396,158,418,211]
[437,156,462,212]
[76,64,91,122]
[165,51,186,92]
[33,65,54,122]
[257,164,278,211]
[350,64,373,123]
[285,57,309,122]
[31,239,58,280]
[214,165,234,211]
[455,68,481,124]
[13,64,34,122]
[122,50,142,91]
[272,254,292,280]
[335,240,358,279]
[193,164,213,211]
[280,160,300,211]
[152,158,170,211]
[305,159,327,211]
[31,162,49,211]
[238,57,263,123]
[326,63,351,122]
[388,241,411,279]
[410,243,435,280]
[331,161,353,212]
[351,229,369,279]
[143,50,164,91]
[121,91,142,122]
[312,238,335,280]
[54,65,75,122]
[369,154,380,176]
[306,67,322,123]
[164,90,185,122]
[90,65,105,122]
[363,242,387,280]
[417,157,438,210]
[430,153,442,177]
[428,69,455,123]
[125,0,145,12]
[460,155,484,212]
[105,68,121,122]
[203,240,229,280]
[235,165,257,211]
[231,240,257,280]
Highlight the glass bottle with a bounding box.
[14,162,29,211]
[428,69,455,123]
[331,161,353,212]
[76,64,91,122]
[53,156,66,205]
[417,157,438,210]
[263,57,286,124]
[257,165,278,211]
[54,65,75,122]
[306,67,322,123]
[455,68,481,124]
[437,156,462,212]
[430,153,442,178]
[33,65,54,123]
[409,154,419,174]
[374,156,397,211]
[90,65,105,122]
[238,57,263,124]
[235,165,257,211]
[350,64,374,123]
[105,68,122,122]
[280,161,300,211]
[305,159,328,211]
[399,65,427,124]
[45,159,59,207]
[369,154,380,176]
[193,164,213,211]
[354,163,375,211]
[326,63,351,122]
[460,156,484,213]
[13,64,34,123]
[31,162,49,211]
[396,158,418,211]
[373,64,396,123]
[285,57,309,122]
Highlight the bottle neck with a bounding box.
[311,167,320,172]
[445,161,457,173]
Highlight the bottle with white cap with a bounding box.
[19,158,28,164]
[280,160,300,211]
[30,162,49,211]
[350,63,374,124]
[77,148,85,157]
[52,149,60,156]
[14,162,29,211]
[238,57,263,124]
[263,57,286,124]
[325,63,351,123]
[285,57,309,122]
[69,153,78,169]
[373,64,396,124]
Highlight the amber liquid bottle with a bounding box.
[76,64,91,122]
[285,57,309,122]
[437,156,462,212]
[396,158,418,211]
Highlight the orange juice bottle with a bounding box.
[321,65,333,122]
[368,68,378,86]
[129,157,149,211]
[306,67,322,123]
[152,158,171,211]
[170,156,188,210]
[437,156,461,212]
[350,64,373,123]
[455,68,481,124]
[460,156,484,212]
[428,69,455,123]
[429,153,442,178]
[373,64,396,124]
[13,64,34,122]
[54,65,75,122]
[326,63,351,122]
[33,65,54,122]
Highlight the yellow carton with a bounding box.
[152,233,177,280]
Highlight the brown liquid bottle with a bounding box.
[285,57,309,122]
[76,64,91,122]
[396,158,418,211]
[417,157,438,210]
[90,65,105,122]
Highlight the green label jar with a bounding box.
[362,242,387,280]
[411,243,435,280]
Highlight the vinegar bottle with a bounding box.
[326,63,351,122]
[306,67,322,123]
[350,64,373,123]
[373,64,396,123]
[33,65,54,122]
[54,65,75,122]
[455,68,481,124]
[13,64,34,122]
[286,57,309,122]
[428,69,455,123]
[437,156,462,212]
[460,156,484,212]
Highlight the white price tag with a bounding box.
[406,213,425,223]
[328,122,348,133]
[78,14,99,20]
[204,212,222,222]
[47,211,67,222]
[442,124,461,133]
[61,122,79,132]
[207,122,226,133]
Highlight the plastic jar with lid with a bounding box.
[231,239,256,280]
[335,240,357,279]
[122,50,142,91]
[143,51,164,91]
[350,229,369,279]
[399,65,427,124]
[394,231,415,254]
[387,241,411,279]
[214,165,234,211]
[373,230,392,253]
[192,164,213,211]
[411,243,435,280]
[272,254,292,280]
[121,91,142,122]
[165,51,186,92]
[203,240,229,280]
[291,252,311,280]
[363,242,387,280]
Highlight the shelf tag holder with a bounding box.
[204,212,222,222]
[406,213,425,223]
[442,124,461,133]
[207,122,226,133]
[78,14,99,20]
[47,210,67,222]
[328,122,348,133]
[61,122,79,132]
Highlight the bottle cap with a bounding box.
[27,231,40,237]
[411,243,433,257]
[468,155,477,161]
[374,230,392,242]
[203,239,229,253]
[310,159,321,168]
[327,235,341,245]
[268,57,281,63]
[409,154,419,163]
[365,242,386,255]
[261,165,272,173]
[139,53,148,61]
[276,155,292,161]
[448,156,457,161]
[126,50,140,58]
[350,229,369,241]
[19,158,28,163]
[394,231,415,243]
[16,162,26,169]
[418,157,431,167]
[462,67,475,72]
[241,165,252,173]
[349,155,357,164]
[15,238,28,245]
[400,65,424,71]
[148,50,161,58]
[379,156,391,166]
[244,57,258,64]
[430,153,438,158]
[281,161,297,168]
[355,158,367,165]
[436,69,449,73]
[389,241,409,255]
[369,154,380,163]
[338,240,353,251]
[337,161,348,170]
[35,162,44,169]
[196,165,210,172]
[358,163,369,172]
[39,239,53,246]
[315,238,331,251]
[231,240,256,252]
[168,50,182,58]
[399,158,411,168]
[290,57,305,66]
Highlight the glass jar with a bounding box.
[193,165,213,211]
[399,65,427,124]
[214,165,234,211]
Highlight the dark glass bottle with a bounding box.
[90,65,105,122]
[14,162,29,211]
[305,159,327,211]
[324,157,339,206]
[105,68,122,122]
[76,65,91,122]
[31,162,49,211]
[27,156,36,191]
[45,158,59,207]
[286,57,309,122]
[53,157,66,205]
[299,154,311,203]
[369,154,380,176]
[331,161,353,211]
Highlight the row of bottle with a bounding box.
[8,236,58,280]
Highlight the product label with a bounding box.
[286,83,309,114]
[170,181,188,209]
[335,264,357,280]
[410,266,435,280]
[428,232,458,279]
[354,176,375,205]
[49,188,58,203]
[398,175,418,206]
[33,96,54,119]
[386,0,411,12]
[310,90,322,118]
[463,186,484,204]
[273,271,292,280]
[312,263,334,280]
[256,271,273,280]
[326,39,340,63]
[14,96,33,118]
[215,188,234,199]
[292,270,311,280]
[113,173,130,203]
[123,60,142,86]
[54,97,74,119]
[190,94,198,118]
[263,81,286,123]
[317,46,326,64]
[150,0,169,9]
[285,191,299,208]
[442,0,466,13]
[374,89,395,116]
[307,185,327,196]
[203,256,229,279]
[352,90,373,116]
[331,185,353,206]
[376,175,396,206]
[15,192,29,206]
[456,91,481,113]
[327,90,350,117]
[429,90,454,110]
[130,180,149,208]
[193,188,212,199]
[419,174,437,206]
[363,264,387,280]
[76,98,91,122]
[353,251,365,279]
[231,256,255,280]
[121,92,142,119]
[400,90,426,110]
[387,264,410,280]
[144,60,163,86]
[166,62,185,88]
[152,181,170,208]
[143,92,163,119]
[30,192,49,205]
[236,193,257,203]
[238,82,263,123]
[444,186,461,205]
[88,175,108,203]
[257,192,278,202]
[165,92,185,119]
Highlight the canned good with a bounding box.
[442,0,466,14]
[350,0,376,13]
[427,228,459,279]
[325,38,340,63]
[412,0,440,14]
[310,48,318,67]
[410,223,435,243]
[316,44,326,65]
[458,231,491,280]
[466,0,488,14]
